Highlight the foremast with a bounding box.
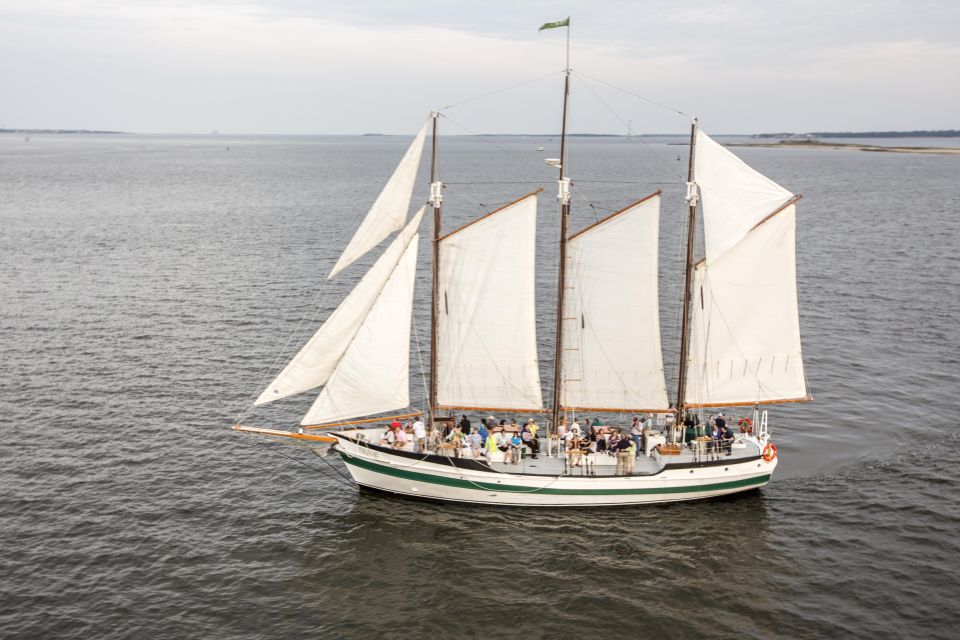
[428,110,442,429]
[675,117,698,435]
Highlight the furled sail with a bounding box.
[327,119,428,280]
[256,207,424,406]
[561,193,669,411]
[301,235,419,426]
[685,130,808,406]
[435,192,543,411]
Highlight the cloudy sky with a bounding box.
[1,0,957,134]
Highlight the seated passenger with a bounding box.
[608,432,621,455]
[379,428,396,447]
[566,437,583,467]
[394,426,408,449]
[508,433,522,464]
[469,429,483,458]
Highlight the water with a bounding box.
[1,132,959,639]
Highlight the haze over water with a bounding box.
[1,132,958,638]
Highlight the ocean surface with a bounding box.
[2,131,958,639]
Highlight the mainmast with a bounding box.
[550,61,572,435]
[675,117,699,433]
[428,110,443,428]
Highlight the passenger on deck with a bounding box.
[484,429,499,462]
[614,432,632,474]
[520,424,536,459]
[508,432,522,464]
[566,436,583,467]
[496,430,509,457]
[459,414,471,436]
[596,433,607,452]
[413,418,426,453]
[390,418,403,431]
[630,418,643,458]
[608,431,621,455]
[478,420,489,446]
[715,413,726,431]
[469,429,483,458]
[720,425,734,454]
[427,425,443,451]
[626,439,637,473]
[394,426,408,449]
[446,425,463,457]
[379,428,396,447]
[571,419,582,437]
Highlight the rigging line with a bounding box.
[445,180,546,185]
[573,72,687,183]
[234,281,335,426]
[577,180,686,185]
[442,70,564,110]
[576,69,691,118]
[412,314,430,414]
[243,436,354,489]
[439,113,556,179]
[302,442,355,483]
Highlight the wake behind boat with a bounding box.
[233,19,810,507]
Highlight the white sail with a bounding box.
[695,130,794,263]
[561,194,669,411]
[256,208,424,406]
[685,205,808,406]
[436,193,543,411]
[301,235,419,425]
[327,120,428,280]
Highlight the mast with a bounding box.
[550,62,572,435]
[428,110,443,429]
[675,117,698,434]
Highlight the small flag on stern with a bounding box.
[539,18,570,31]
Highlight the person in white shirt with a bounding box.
[412,418,426,453]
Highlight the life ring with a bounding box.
[762,443,778,462]
[738,417,753,434]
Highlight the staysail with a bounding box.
[301,235,419,425]
[255,208,424,406]
[327,120,428,280]
[435,192,544,411]
[685,130,808,406]
[561,193,669,411]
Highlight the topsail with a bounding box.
[327,120,428,280]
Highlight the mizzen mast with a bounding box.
[549,39,572,436]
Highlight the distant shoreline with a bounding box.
[729,140,960,155]
[0,128,125,135]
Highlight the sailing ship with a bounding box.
[234,49,811,507]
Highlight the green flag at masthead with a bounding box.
[538,18,569,31]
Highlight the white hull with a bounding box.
[332,433,777,507]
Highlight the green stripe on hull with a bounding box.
[340,452,771,496]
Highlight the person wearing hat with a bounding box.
[715,413,726,431]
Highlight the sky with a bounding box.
[1,0,957,135]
